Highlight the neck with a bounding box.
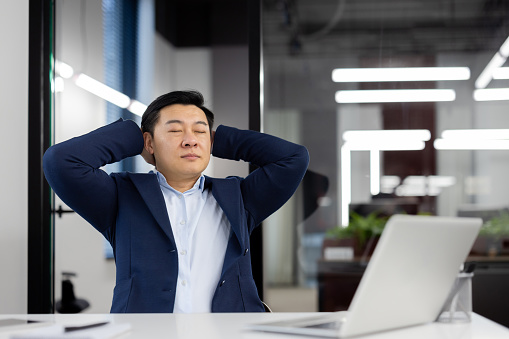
[159,171,201,193]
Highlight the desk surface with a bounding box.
[0,312,508,339]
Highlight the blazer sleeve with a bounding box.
[211,125,309,227]
[43,119,144,233]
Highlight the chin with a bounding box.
[182,167,206,177]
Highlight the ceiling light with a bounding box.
[75,73,131,109]
[54,77,64,93]
[128,100,148,117]
[473,88,509,101]
[335,89,456,103]
[475,54,507,89]
[441,129,509,140]
[343,129,431,142]
[380,176,401,192]
[499,36,509,57]
[394,176,456,197]
[434,139,509,150]
[332,67,470,82]
[55,60,74,79]
[492,67,509,79]
[475,36,509,88]
[343,140,425,151]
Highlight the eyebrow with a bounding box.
[164,119,208,126]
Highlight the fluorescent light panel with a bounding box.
[492,67,509,79]
[473,88,509,101]
[475,36,509,89]
[434,139,509,150]
[56,60,148,116]
[54,77,64,93]
[441,129,509,140]
[344,140,425,151]
[128,100,147,117]
[475,54,507,89]
[394,176,456,197]
[75,74,131,109]
[343,129,431,142]
[336,89,456,103]
[499,36,509,57]
[55,60,74,79]
[332,67,470,82]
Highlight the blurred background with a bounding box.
[2,0,509,328]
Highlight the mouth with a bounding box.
[181,153,200,160]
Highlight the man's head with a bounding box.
[141,90,214,136]
[141,90,215,188]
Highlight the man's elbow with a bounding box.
[42,146,55,175]
[297,146,310,170]
[42,145,65,186]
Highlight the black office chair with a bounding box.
[55,272,90,313]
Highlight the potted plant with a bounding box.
[323,211,389,257]
[473,212,509,257]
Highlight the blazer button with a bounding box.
[244,248,249,256]
[220,280,226,287]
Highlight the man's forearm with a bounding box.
[212,124,308,167]
[43,119,144,232]
[211,124,309,226]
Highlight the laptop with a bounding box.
[248,214,482,338]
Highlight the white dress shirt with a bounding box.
[154,170,231,313]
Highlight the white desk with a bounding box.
[0,313,508,339]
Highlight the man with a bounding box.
[43,90,309,313]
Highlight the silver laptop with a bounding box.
[249,214,482,338]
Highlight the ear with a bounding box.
[143,132,155,155]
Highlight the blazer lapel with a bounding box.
[128,172,176,244]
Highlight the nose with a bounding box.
[181,131,198,148]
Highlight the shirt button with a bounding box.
[180,220,185,225]
[181,280,187,286]
[180,250,187,255]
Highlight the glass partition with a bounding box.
[262,0,509,317]
[51,0,251,313]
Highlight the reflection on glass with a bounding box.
[262,0,509,313]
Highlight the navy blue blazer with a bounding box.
[43,119,309,313]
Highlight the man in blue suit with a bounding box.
[43,90,309,313]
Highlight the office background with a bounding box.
[1,0,509,326]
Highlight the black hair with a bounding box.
[141,90,214,136]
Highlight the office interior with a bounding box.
[1,0,509,329]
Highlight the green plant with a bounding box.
[480,212,509,240]
[326,211,389,248]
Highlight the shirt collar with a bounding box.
[152,169,205,193]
